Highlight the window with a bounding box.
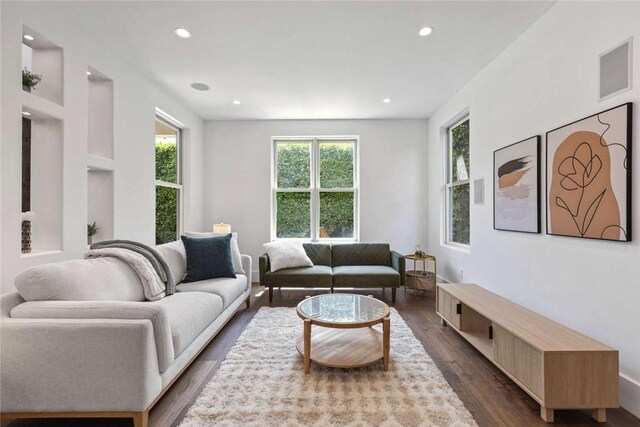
[272,137,358,241]
[445,116,470,246]
[155,118,182,244]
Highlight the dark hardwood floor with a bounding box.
[3,285,639,427]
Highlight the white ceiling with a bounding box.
[61,1,554,120]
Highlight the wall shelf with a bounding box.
[87,67,114,159]
[87,169,114,243]
[20,249,63,259]
[22,25,63,106]
[21,90,64,120]
[87,154,115,171]
[22,115,64,254]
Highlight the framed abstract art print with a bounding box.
[494,136,541,233]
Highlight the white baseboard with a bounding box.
[436,274,450,283]
[620,373,640,417]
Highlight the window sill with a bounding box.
[271,238,359,243]
[441,243,470,254]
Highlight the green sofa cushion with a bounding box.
[303,243,331,266]
[332,265,400,288]
[332,243,391,267]
[264,265,332,287]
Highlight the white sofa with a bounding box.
[0,241,252,427]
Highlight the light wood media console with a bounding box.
[436,283,619,423]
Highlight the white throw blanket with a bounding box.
[85,248,166,301]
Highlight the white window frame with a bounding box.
[154,115,183,242]
[270,136,360,242]
[442,112,470,250]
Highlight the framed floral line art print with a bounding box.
[546,102,632,242]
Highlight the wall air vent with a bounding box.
[473,178,484,205]
[599,38,632,100]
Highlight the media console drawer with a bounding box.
[493,325,543,398]
[436,288,460,329]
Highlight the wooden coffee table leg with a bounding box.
[304,319,311,374]
[382,317,390,371]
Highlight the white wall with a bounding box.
[427,2,640,416]
[203,119,428,276]
[0,2,205,293]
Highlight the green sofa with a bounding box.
[259,243,405,304]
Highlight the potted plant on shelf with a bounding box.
[22,68,42,92]
[87,222,100,245]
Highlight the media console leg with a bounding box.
[592,408,606,422]
[541,407,554,423]
[440,317,447,326]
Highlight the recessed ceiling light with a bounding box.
[87,71,92,76]
[190,82,210,91]
[419,26,433,37]
[22,111,31,116]
[232,100,241,105]
[23,34,34,41]
[174,28,191,39]
[383,98,392,104]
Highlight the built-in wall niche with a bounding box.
[87,67,114,159]
[22,26,63,106]
[87,169,114,245]
[21,109,63,255]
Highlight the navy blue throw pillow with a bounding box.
[181,234,236,282]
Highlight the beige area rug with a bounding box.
[179,307,477,427]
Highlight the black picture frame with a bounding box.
[493,135,541,234]
[545,102,632,242]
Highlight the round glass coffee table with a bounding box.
[295,294,391,374]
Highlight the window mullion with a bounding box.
[311,138,319,241]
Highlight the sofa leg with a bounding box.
[391,288,396,304]
[330,287,334,294]
[245,295,251,309]
[269,287,273,304]
[133,411,148,427]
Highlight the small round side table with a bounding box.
[405,254,436,293]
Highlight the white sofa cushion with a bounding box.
[184,232,245,274]
[10,300,174,373]
[155,292,224,357]
[154,240,187,284]
[178,275,248,309]
[263,240,313,272]
[14,258,144,302]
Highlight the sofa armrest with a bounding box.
[391,251,406,287]
[0,317,162,413]
[10,300,174,372]
[259,253,270,285]
[241,254,253,287]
